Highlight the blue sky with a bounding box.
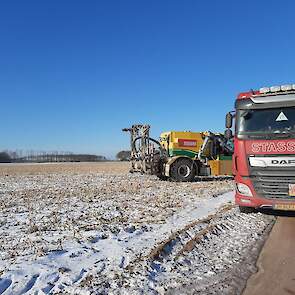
[1,1,295,158]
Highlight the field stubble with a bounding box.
[0,162,273,294]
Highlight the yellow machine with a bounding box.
[160,131,232,177]
[123,125,233,182]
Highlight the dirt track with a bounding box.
[243,215,295,295]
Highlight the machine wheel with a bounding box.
[170,158,196,182]
[239,206,256,214]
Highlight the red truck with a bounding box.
[225,84,295,213]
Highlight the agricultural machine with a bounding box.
[122,124,233,182]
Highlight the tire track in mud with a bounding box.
[147,204,235,262]
[142,204,239,282]
[146,209,274,295]
[111,206,275,295]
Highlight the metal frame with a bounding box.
[122,124,152,174]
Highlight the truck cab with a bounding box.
[226,84,295,212]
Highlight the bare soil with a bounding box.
[0,161,130,176]
[243,216,295,295]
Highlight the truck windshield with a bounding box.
[237,107,295,138]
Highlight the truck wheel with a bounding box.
[239,206,256,214]
[170,158,196,182]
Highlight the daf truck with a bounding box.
[225,84,295,213]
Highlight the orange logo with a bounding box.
[178,139,197,147]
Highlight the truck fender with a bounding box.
[164,156,197,177]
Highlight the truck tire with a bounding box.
[170,158,196,182]
[239,206,256,214]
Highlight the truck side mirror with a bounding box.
[225,112,233,129]
[224,129,233,139]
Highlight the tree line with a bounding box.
[0,150,107,163]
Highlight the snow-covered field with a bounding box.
[0,163,274,294]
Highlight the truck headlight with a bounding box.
[236,183,253,197]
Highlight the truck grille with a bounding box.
[250,168,295,200]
